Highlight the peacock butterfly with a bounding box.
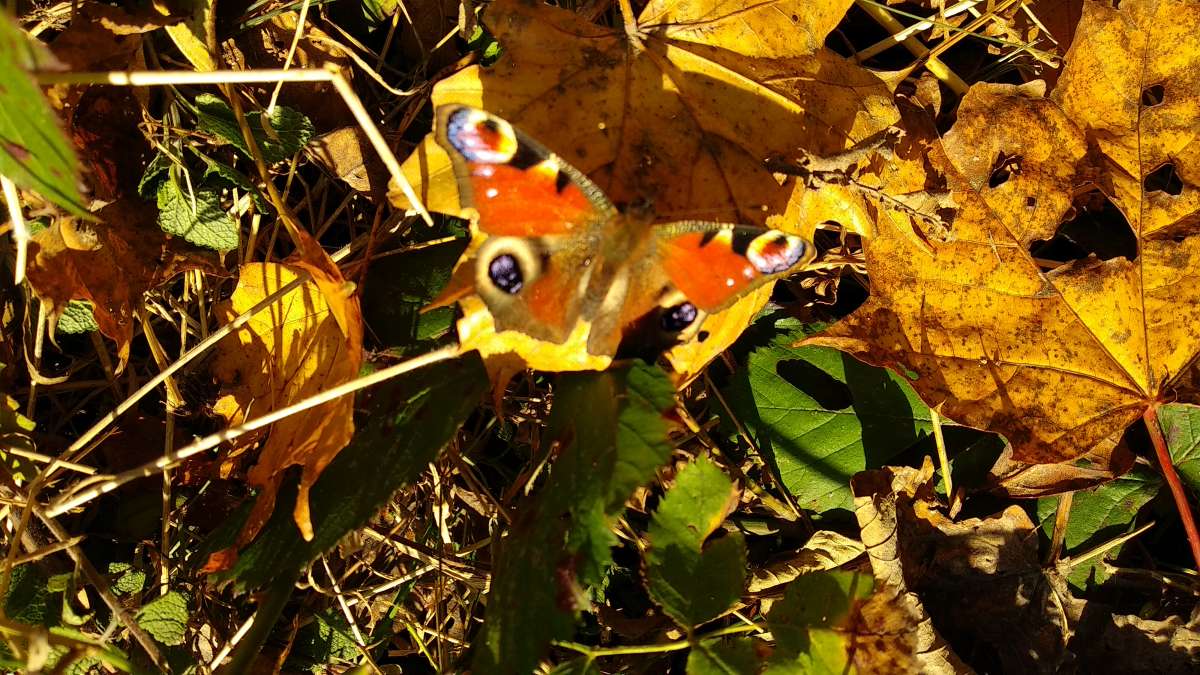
[435,105,815,359]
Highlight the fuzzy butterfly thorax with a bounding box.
[431,105,815,368]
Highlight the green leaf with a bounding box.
[213,353,487,591]
[195,151,268,211]
[138,152,172,198]
[0,12,88,217]
[722,316,932,512]
[56,299,98,334]
[156,177,239,251]
[473,364,678,675]
[289,610,360,671]
[1158,403,1200,496]
[647,456,746,629]
[135,591,188,646]
[108,562,147,596]
[688,638,760,675]
[2,563,51,625]
[195,93,315,164]
[1,390,34,434]
[1036,466,1160,588]
[362,237,469,354]
[765,571,873,673]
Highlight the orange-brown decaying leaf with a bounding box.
[394,0,897,379]
[25,199,222,369]
[209,256,363,562]
[808,0,1200,463]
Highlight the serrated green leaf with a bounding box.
[473,363,677,675]
[2,564,51,625]
[289,610,359,671]
[766,571,873,674]
[138,153,172,198]
[56,299,98,334]
[135,591,188,646]
[688,638,760,675]
[0,12,88,217]
[195,93,315,164]
[647,456,746,629]
[195,151,268,211]
[1158,403,1200,496]
[108,562,147,596]
[1036,466,1159,588]
[213,354,487,591]
[156,177,239,251]
[722,316,932,512]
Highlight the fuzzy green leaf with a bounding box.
[213,353,487,591]
[723,316,932,512]
[0,12,87,217]
[135,591,188,646]
[195,93,315,164]
[687,638,760,675]
[647,456,746,629]
[473,364,678,675]
[56,299,98,334]
[362,236,469,354]
[156,177,239,251]
[765,571,873,673]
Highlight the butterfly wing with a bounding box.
[435,105,616,343]
[654,222,815,312]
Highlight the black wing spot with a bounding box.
[729,228,756,255]
[507,142,544,170]
[487,254,524,294]
[699,230,719,247]
[555,170,571,194]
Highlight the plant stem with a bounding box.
[1144,405,1200,570]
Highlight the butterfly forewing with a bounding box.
[436,105,614,236]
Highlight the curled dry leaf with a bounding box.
[809,0,1200,463]
[208,253,363,564]
[24,199,222,369]
[853,458,1070,672]
[395,0,898,379]
[748,530,866,592]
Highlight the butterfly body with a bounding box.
[435,105,814,358]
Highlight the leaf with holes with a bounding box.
[723,316,932,512]
[808,0,1200,463]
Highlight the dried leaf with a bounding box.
[25,199,222,368]
[211,259,363,549]
[809,1,1200,463]
[748,531,866,592]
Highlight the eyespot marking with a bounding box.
[747,233,807,274]
[488,254,523,294]
[660,302,699,333]
[445,108,517,163]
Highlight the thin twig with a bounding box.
[45,344,463,517]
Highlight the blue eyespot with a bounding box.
[660,302,698,333]
[488,254,524,294]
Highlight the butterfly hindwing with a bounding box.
[436,105,614,237]
[654,222,815,312]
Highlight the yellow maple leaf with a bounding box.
[394,0,897,380]
[807,0,1200,463]
[210,260,363,557]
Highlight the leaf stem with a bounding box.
[553,621,764,658]
[1144,405,1200,571]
